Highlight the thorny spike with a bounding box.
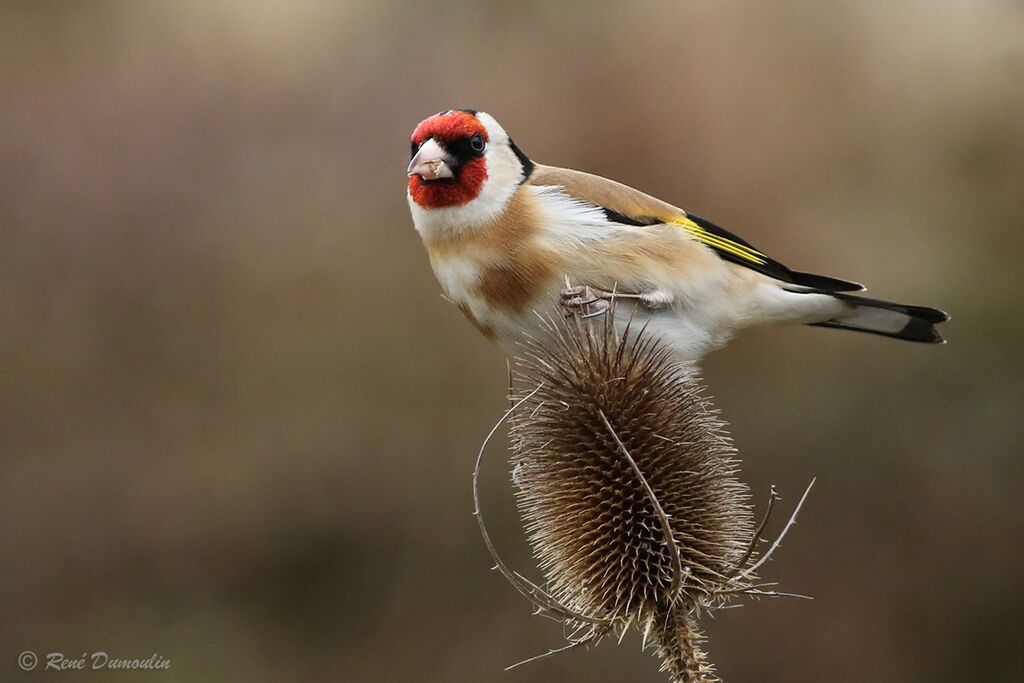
[504,634,598,672]
[732,479,816,582]
[732,485,780,574]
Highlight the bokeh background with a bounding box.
[2,1,1022,681]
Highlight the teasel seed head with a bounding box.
[502,311,767,682]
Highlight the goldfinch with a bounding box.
[407,109,948,362]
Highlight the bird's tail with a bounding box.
[806,291,949,344]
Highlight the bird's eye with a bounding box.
[469,134,485,152]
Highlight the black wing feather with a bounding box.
[596,202,864,293]
[684,213,864,292]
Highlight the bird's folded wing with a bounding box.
[529,165,862,292]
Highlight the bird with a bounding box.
[406,109,948,362]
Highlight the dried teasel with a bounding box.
[473,307,814,682]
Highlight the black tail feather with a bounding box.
[804,291,948,344]
[808,318,945,344]
[828,292,950,324]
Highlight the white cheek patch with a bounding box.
[476,112,507,145]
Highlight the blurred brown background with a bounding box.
[2,1,1022,681]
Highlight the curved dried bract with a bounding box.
[472,386,615,627]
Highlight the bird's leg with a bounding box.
[560,285,673,318]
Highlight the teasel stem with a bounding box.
[652,603,714,683]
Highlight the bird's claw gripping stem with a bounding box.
[560,285,612,318]
[560,285,672,318]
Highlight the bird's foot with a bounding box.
[560,285,612,318]
[560,285,673,318]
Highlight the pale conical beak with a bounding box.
[407,138,455,180]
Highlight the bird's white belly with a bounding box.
[489,283,735,363]
[621,308,727,362]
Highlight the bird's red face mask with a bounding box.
[408,110,489,209]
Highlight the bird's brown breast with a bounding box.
[424,188,559,317]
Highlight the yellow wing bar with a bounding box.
[671,216,767,266]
